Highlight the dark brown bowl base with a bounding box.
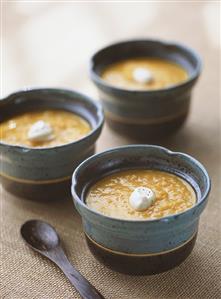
[85,232,197,275]
[106,112,188,142]
[0,175,72,201]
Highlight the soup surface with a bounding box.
[0,110,91,147]
[86,170,196,220]
[101,57,188,90]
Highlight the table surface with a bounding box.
[1,1,220,298]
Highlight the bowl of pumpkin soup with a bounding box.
[71,145,210,275]
[90,39,202,140]
[0,88,104,200]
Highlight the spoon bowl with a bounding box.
[21,220,60,251]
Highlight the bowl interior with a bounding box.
[0,89,102,130]
[91,40,201,80]
[73,146,209,207]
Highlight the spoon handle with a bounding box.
[50,248,104,299]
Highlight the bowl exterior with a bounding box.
[71,145,210,274]
[85,232,197,275]
[0,88,104,200]
[96,86,191,140]
[1,141,96,200]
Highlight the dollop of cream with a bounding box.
[28,120,54,142]
[129,187,156,211]
[132,67,153,84]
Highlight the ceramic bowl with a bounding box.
[71,145,210,275]
[0,88,104,200]
[90,39,202,141]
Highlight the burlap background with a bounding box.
[1,1,220,298]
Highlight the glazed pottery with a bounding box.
[71,145,210,275]
[0,88,104,200]
[90,39,202,140]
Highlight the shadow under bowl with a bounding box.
[0,88,104,201]
[90,39,202,141]
[71,145,210,275]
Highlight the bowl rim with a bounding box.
[0,87,104,152]
[71,144,211,223]
[90,38,202,95]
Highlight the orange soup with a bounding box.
[101,58,188,90]
[86,170,196,220]
[0,110,91,148]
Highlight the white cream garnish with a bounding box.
[28,120,54,142]
[132,67,153,84]
[129,187,156,211]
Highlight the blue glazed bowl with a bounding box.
[0,88,104,200]
[71,145,210,275]
[90,39,202,141]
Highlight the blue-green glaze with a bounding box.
[71,145,210,254]
[0,88,104,196]
[90,40,202,139]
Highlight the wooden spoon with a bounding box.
[21,220,104,299]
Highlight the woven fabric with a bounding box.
[1,1,220,298]
[1,178,221,299]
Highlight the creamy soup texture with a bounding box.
[0,110,91,147]
[101,58,188,90]
[86,170,196,220]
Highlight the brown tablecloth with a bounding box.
[1,2,220,298]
